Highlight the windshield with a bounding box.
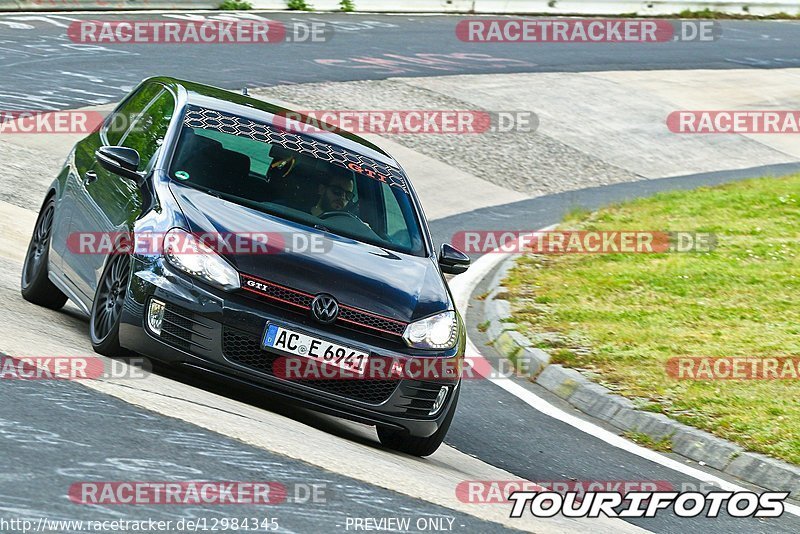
[168,109,425,256]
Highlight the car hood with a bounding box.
[168,182,452,323]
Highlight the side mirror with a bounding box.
[439,243,470,275]
[96,146,142,184]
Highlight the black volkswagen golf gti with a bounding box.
[20,77,471,456]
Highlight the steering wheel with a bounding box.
[318,210,360,221]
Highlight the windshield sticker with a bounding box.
[183,106,408,193]
[174,170,190,181]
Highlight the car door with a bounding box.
[63,83,175,301]
[51,89,151,287]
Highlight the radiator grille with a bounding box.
[240,273,407,341]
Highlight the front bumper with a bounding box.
[119,257,463,438]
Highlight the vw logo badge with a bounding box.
[311,294,339,324]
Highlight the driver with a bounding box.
[310,172,355,217]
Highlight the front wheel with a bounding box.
[89,253,131,357]
[377,387,459,457]
[21,197,68,309]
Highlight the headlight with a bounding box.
[163,228,240,291]
[403,310,458,350]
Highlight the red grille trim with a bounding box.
[239,273,408,338]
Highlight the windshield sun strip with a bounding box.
[183,106,409,194]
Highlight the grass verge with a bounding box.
[623,431,673,452]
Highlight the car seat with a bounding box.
[171,127,262,201]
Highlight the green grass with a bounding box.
[287,0,313,10]
[504,175,800,464]
[612,9,800,19]
[623,431,673,452]
[217,0,252,9]
[675,8,800,20]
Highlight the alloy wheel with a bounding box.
[92,255,130,342]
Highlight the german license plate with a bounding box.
[262,323,369,375]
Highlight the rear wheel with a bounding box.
[21,197,68,309]
[377,388,459,457]
[90,253,131,357]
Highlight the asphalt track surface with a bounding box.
[1,377,509,533]
[0,12,799,110]
[2,10,800,534]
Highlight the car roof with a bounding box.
[146,76,399,168]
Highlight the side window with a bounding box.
[103,84,161,146]
[120,89,175,171]
[383,185,411,248]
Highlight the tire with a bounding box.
[89,253,131,357]
[377,387,459,457]
[21,197,68,310]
